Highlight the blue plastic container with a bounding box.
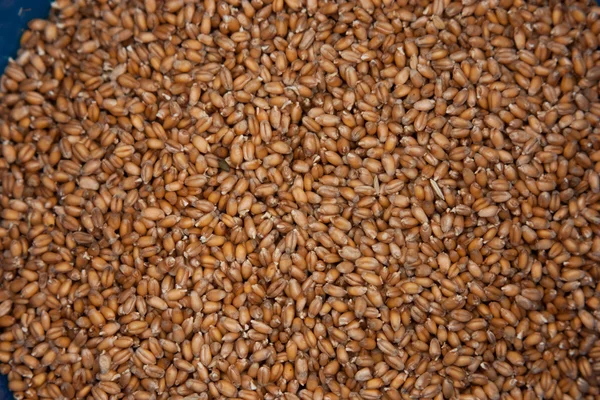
[0,0,52,73]
[0,374,11,400]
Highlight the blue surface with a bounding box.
[0,1,51,397]
[0,0,52,73]
[0,375,11,400]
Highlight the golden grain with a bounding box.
[0,0,599,399]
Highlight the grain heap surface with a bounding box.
[1,0,600,399]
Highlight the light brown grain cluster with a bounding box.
[0,0,600,399]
